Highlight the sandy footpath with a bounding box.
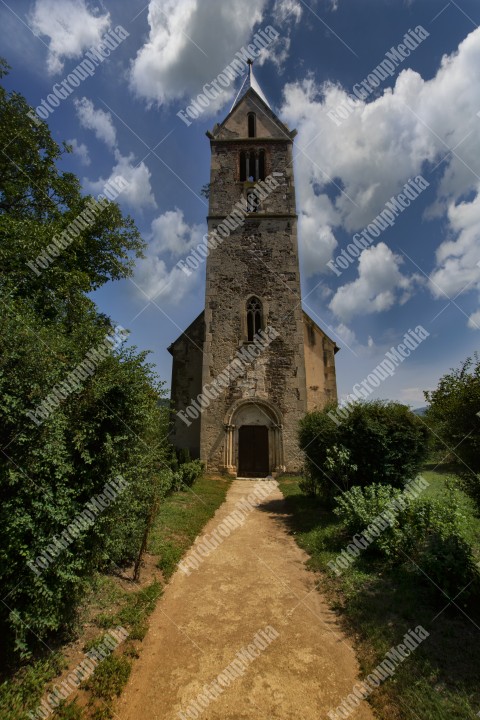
[116,479,375,720]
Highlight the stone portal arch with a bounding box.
[223,399,284,476]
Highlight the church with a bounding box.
[168,62,338,477]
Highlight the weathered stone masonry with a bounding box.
[168,65,338,475]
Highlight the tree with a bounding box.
[0,62,172,657]
[425,353,480,507]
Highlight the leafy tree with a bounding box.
[0,62,173,657]
[425,353,480,508]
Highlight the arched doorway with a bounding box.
[223,399,284,477]
[238,425,269,477]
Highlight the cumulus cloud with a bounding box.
[467,310,480,330]
[256,0,302,68]
[29,0,110,74]
[129,0,268,108]
[280,26,480,280]
[67,138,90,166]
[334,322,356,347]
[74,98,117,149]
[273,0,302,23]
[135,209,205,302]
[134,257,196,304]
[329,243,420,321]
[429,187,480,301]
[85,150,157,210]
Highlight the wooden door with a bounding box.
[238,425,269,477]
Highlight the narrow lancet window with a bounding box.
[246,296,262,341]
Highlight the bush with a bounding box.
[174,460,204,490]
[333,484,479,597]
[299,401,429,500]
[420,532,478,599]
[334,483,420,559]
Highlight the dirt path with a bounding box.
[116,479,375,720]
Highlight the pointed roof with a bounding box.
[230,59,271,112]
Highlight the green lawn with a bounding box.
[149,473,231,579]
[278,467,480,720]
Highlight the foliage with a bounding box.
[0,655,64,720]
[174,460,205,489]
[0,64,172,658]
[51,701,83,719]
[333,483,479,596]
[279,471,480,720]
[425,353,480,509]
[84,655,131,700]
[299,401,429,500]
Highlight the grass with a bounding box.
[149,473,231,579]
[84,655,131,700]
[278,467,480,720]
[0,655,65,720]
[0,473,230,720]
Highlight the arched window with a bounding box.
[239,149,267,182]
[246,296,262,341]
[247,150,254,181]
[248,112,256,138]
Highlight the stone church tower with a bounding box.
[168,63,338,476]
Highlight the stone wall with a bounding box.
[168,313,204,459]
[303,312,339,411]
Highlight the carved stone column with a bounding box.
[223,424,236,475]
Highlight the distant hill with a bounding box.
[413,406,427,416]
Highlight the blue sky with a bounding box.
[2,0,480,407]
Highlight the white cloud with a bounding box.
[134,256,196,304]
[467,310,480,330]
[129,0,267,108]
[255,0,301,68]
[329,243,419,321]
[429,186,480,299]
[67,138,90,166]
[299,192,339,278]
[280,27,480,278]
[334,323,356,347]
[29,0,110,74]
[273,0,302,23]
[135,209,205,302]
[74,98,117,149]
[85,151,157,210]
[149,209,204,257]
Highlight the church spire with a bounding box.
[230,58,271,111]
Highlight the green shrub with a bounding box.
[175,460,204,489]
[299,401,429,500]
[334,484,479,597]
[420,532,478,598]
[334,483,416,559]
